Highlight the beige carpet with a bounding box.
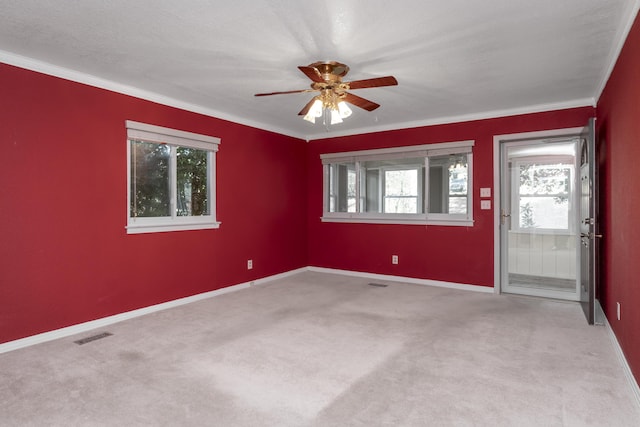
[1,271,638,426]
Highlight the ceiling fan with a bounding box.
[255,61,398,124]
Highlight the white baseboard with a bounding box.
[0,267,307,355]
[307,266,494,293]
[602,307,640,411]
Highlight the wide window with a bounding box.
[321,141,473,225]
[126,121,220,234]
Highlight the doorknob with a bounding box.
[581,232,603,239]
[500,209,511,225]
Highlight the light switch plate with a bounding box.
[480,187,491,198]
[481,200,491,210]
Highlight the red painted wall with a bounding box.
[0,63,308,344]
[0,51,622,368]
[597,13,640,383]
[306,109,594,286]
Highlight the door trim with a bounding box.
[492,127,584,294]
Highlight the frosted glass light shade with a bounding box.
[330,109,343,124]
[303,99,324,123]
[338,101,352,118]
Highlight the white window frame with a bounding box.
[126,120,221,234]
[321,140,474,226]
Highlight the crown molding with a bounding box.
[1,49,596,143]
[0,50,308,141]
[303,98,595,141]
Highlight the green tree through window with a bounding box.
[176,147,209,216]
[126,120,220,234]
[130,140,170,217]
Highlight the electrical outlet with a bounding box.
[247,259,253,270]
[617,302,621,320]
[392,255,398,265]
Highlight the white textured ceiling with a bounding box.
[0,0,638,140]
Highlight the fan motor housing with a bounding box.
[309,61,350,83]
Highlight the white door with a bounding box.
[500,138,580,300]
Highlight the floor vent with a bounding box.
[74,332,113,345]
[368,283,388,288]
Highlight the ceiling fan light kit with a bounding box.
[255,61,397,127]
[302,93,352,125]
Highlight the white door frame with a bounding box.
[492,127,584,294]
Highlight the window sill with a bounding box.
[321,216,473,227]
[126,221,221,234]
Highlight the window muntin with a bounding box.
[126,121,220,234]
[321,141,473,225]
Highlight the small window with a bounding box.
[126,121,220,234]
[321,141,474,225]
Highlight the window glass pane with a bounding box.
[328,163,356,212]
[429,154,468,214]
[176,147,210,216]
[519,197,569,229]
[360,158,424,214]
[384,169,418,213]
[448,197,467,214]
[385,196,418,213]
[130,140,170,217]
[519,164,570,196]
[347,167,356,212]
[518,163,571,230]
[361,167,378,212]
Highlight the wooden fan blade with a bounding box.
[255,89,315,96]
[298,98,317,116]
[298,66,325,83]
[347,76,398,90]
[343,92,380,111]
